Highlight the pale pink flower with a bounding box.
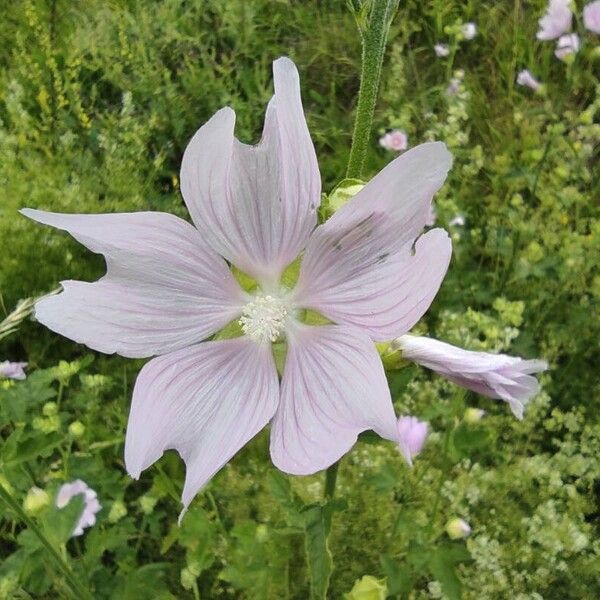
[434,43,450,57]
[462,22,477,40]
[393,335,547,419]
[56,479,101,537]
[0,361,27,380]
[584,0,600,33]
[555,33,580,60]
[22,58,453,511]
[379,129,408,152]
[516,69,542,91]
[396,416,428,466]
[537,0,572,40]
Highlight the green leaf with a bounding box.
[427,544,472,600]
[302,504,333,600]
[43,494,85,546]
[381,555,415,596]
[111,563,175,600]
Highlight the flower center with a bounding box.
[239,295,289,343]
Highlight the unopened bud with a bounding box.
[464,408,486,423]
[446,517,472,539]
[23,487,50,514]
[68,421,86,438]
[43,402,58,416]
[344,575,388,600]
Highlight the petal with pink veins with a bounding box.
[270,325,398,475]
[21,209,245,358]
[180,57,320,285]
[293,228,452,341]
[125,337,279,510]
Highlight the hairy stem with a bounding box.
[346,0,399,179]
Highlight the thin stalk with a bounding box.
[346,0,399,179]
[0,484,94,600]
[324,462,339,500]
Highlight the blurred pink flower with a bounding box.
[397,416,428,466]
[516,69,542,91]
[56,479,101,537]
[584,0,600,33]
[434,43,450,57]
[393,335,548,419]
[555,33,580,59]
[537,0,572,40]
[379,129,408,152]
[0,361,27,380]
[23,58,454,512]
[462,22,477,40]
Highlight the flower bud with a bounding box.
[42,402,58,416]
[464,408,486,423]
[108,499,127,523]
[23,487,50,514]
[445,517,472,539]
[68,421,86,438]
[344,575,388,600]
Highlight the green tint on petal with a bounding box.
[213,319,244,340]
[231,265,259,292]
[272,341,287,376]
[323,178,365,218]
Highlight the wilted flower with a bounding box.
[516,69,542,91]
[396,416,429,466]
[537,0,572,40]
[584,0,600,33]
[23,58,454,512]
[462,22,477,40]
[434,43,450,57]
[464,407,486,423]
[446,517,472,539]
[379,129,408,152]
[393,335,548,419]
[56,480,101,537]
[0,361,27,380]
[555,33,580,60]
[345,575,388,600]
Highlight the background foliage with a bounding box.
[0,0,598,598]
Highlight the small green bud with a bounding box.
[464,408,486,423]
[139,494,158,515]
[108,499,127,523]
[68,420,86,438]
[42,401,58,416]
[344,575,388,600]
[23,486,50,514]
[255,524,269,542]
[446,517,472,539]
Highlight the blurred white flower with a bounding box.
[537,0,572,40]
[434,43,450,57]
[56,479,101,537]
[555,33,580,60]
[584,0,600,33]
[516,69,542,91]
[379,129,408,152]
[462,22,477,40]
[0,361,27,380]
[449,214,465,227]
[446,517,472,539]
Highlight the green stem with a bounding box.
[346,0,399,179]
[0,484,94,600]
[324,462,339,500]
[323,0,399,502]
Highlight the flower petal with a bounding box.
[21,209,244,358]
[270,325,397,475]
[395,335,548,419]
[293,228,452,341]
[180,57,320,284]
[125,337,279,509]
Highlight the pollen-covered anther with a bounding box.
[239,295,289,343]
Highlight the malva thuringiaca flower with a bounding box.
[516,69,542,92]
[537,0,572,40]
[56,480,101,537]
[396,416,428,466]
[554,32,580,60]
[584,0,600,33]
[379,129,408,152]
[21,57,545,513]
[0,360,27,380]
